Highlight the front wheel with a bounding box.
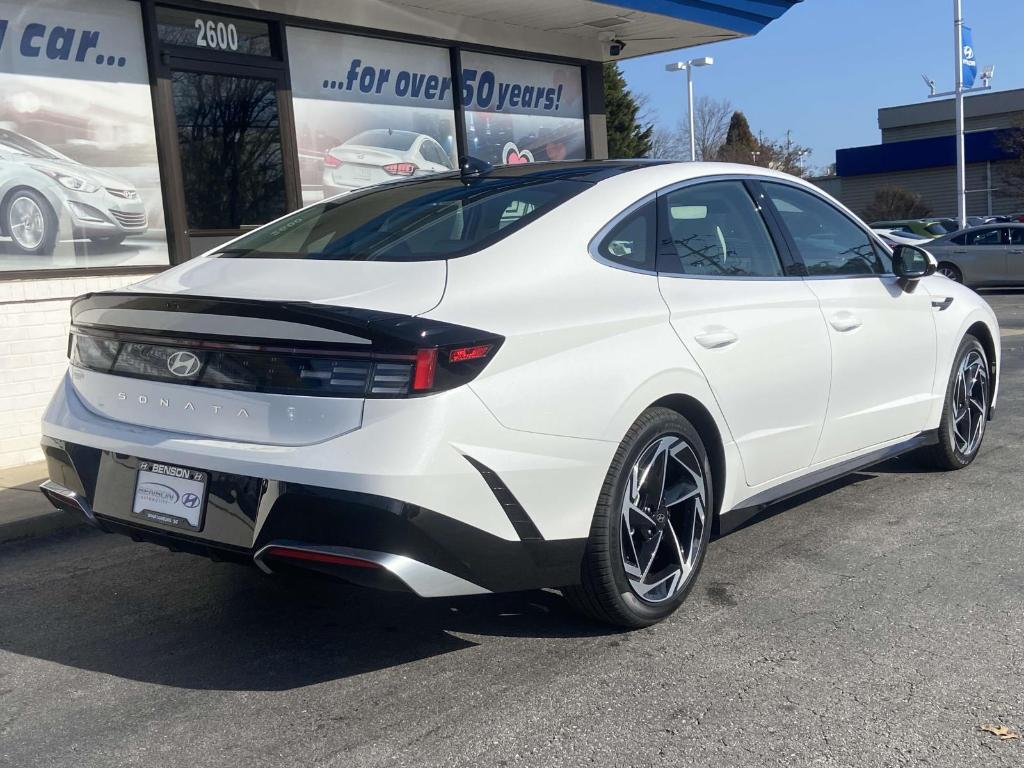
[564,407,712,628]
[926,335,990,470]
[4,190,57,255]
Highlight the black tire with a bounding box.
[3,189,57,256]
[89,234,126,247]
[925,335,989,470]
[937,262,963,283]
[564,407,713,628]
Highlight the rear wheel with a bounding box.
[937,262,963,283]
[926,335,989,470]
[564,407,712,628]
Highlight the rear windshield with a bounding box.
[215,175,589,262]
[925,222,948,236]
[348,129,417,151]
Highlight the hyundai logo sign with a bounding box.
[166,350,201,378]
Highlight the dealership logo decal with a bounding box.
[502,142,534,165]
[181,492,201,509]
[136,482,180,505]
[166,350,201,377]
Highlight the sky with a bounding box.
[620,0,1024,173]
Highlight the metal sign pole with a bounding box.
[954,0,967,229]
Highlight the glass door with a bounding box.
[152,5,299,259]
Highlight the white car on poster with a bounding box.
[41,160,999,628]
[322,129,453,196]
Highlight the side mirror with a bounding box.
[892,244,937,290]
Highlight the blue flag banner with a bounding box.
[962,25,977,88]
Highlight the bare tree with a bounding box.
[647,96,734,161]
[862,187,932,222]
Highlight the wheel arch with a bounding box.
[649,393,726,530]
[965,320,998,407]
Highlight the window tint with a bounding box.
[348,129,418,151]
[215,176,588,261]
[764,183,891,276]
[657,181,783,277]
[1010,228,1024,245]
[597,201,656,271]
[963,228,1003,246]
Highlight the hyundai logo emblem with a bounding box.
[181,492,201,509]
[166,350,201,378]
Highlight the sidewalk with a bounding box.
[0,461,85,545]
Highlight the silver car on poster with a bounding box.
[0,129,147,256]
[322,129,454,197]
[927,223,1024,286]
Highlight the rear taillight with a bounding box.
[323,152,342,168]
[69,328,502,399]
[383,162,417,176]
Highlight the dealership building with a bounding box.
[820,88,1024,219]
[0,0,799,469]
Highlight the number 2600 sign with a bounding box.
[194,18,239,51]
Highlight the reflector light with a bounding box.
[448,344,492,363]
[383,162,417,176]
[412,348,438,391]
[323,152,342,168]
[264,546,380,569]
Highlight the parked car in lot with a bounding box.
[322,129,454,196]
[870,219,949,238]
[926,223,1024,285]
[40,161,1000,628]
[0,128,147,255]
[871,227,933,247]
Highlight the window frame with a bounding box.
[755,178,895,279]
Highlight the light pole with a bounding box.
[924,1,994,229]
[665,57,714,161]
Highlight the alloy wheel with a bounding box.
[938,265,961,281]
[9,196,45,251]
[620,434,707,603]
[951,349,988,456]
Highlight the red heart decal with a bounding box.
[503,142,534,165]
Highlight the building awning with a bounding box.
[836,129,1016,177]
[230,0,801,60]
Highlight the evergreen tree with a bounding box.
[716,111,758,163]
[603,63,653,158]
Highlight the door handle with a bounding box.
[1009,249,1024,254]
[828,311,862,332]
[694,327,738,349]
[953,249,968,254]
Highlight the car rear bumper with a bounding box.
[39,436,587,595]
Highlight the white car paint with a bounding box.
[40,161,1001,603]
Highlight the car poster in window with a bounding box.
[286,27,458,205]
[460,51,585,167]
[0,0,169,272]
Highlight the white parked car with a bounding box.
[871,227,933,248]
[322,129,453,196]
[40,161,1000,627]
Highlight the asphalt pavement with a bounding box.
[1,292,1022,768]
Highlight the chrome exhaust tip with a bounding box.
[39,480,98,525]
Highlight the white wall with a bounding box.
[0,273,152,469]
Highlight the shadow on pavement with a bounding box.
[0,529,608,692]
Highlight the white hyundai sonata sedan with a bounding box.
[39,160,1000,627]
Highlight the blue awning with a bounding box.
[597,0,803,36]
[836,129,1016,177]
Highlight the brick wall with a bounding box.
[0,273,155,469]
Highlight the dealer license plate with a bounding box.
[132,461,208,531]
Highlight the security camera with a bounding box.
[607,38,627,57]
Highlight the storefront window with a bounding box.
[460,52,586,167]
[286,27,457,206]
[172,72,287,230]
[156,7,275,58]
[0,0,169,272]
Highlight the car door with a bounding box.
[1004,227,1024,283]
[948,227,1007,284]
[656,179,831,487]
[759,181,938,462]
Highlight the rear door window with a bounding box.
[656,181,784,277]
